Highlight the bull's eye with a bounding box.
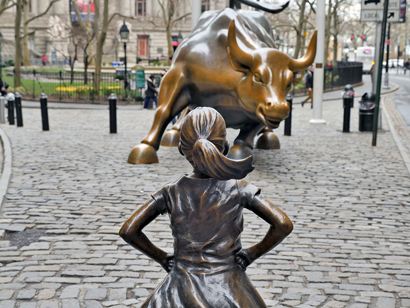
[253,73,264,85]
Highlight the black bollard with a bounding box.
[109,93,117,134]
[40,93,49,131]
[284,94,293,136]
[342,85,354,133]
[15,92,23,127]
[7,94,15,125]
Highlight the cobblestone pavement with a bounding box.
[0,95,409,308]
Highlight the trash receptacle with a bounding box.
[359,92,375,132]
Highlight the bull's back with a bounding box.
[172,8,274,79]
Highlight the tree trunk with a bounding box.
[294,0,307,59]
[94,0,109,91]
[23,0,31,66]
[332,7,338,67]
[70,60,75,84]
[166,25,173,64]
[14,0,22,87]
[84,55,88,84]
[324,0,332,64]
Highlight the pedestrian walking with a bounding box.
[42,54,47,66]
[120,107,293,308]
[0,76,9,96]
[301,65,314,108]
[143,74,158,109]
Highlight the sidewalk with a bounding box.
[293,75,399,104]
[0,78,409,307]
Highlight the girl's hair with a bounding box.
[179,107,254,180]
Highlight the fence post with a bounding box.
[59,71,62,101]
[7,93,15,125]
[15,92,23,127]
[40,93,49,131]
[109,93,117,134]
[284,94,293,136]
[33,70,36,99]
[0,95,5,124]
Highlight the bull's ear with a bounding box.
[227,20,253,73]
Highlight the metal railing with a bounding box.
[293,62,363,95]
[3,69,147,103]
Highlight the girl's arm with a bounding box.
[236,195,293,269]
[120,199,174,272]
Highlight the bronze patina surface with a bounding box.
[121,107,293,307]
[128,1,317,164]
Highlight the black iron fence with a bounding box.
[294,62,363,95]
[3,63,363,103]
[2,69,147,103]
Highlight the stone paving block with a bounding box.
[86,301,103,308]
[62,299,81,308]
[85,288,108,300]
[0,300,16,308]
[19,303,37,308]
[17,289,36,299]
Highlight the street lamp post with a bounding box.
[119,21,130,90]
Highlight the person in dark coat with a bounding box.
[120,107,293,308]
[301,65,314,108]
[144,74,158,109]
[0,77,9,96]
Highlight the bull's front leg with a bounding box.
[160,107,190,147]
[128,68,187,164]
[227,122,265,160]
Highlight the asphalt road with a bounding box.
[388,72,410,126]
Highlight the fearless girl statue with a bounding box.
[120,107,293,307]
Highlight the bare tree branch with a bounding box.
[25,0,60,24]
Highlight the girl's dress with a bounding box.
[141,175,266,308]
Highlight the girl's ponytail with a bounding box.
[180,107,254,180]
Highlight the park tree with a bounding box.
[0,0,13,15]
[13,0,59,87]
[70,0,133,90]
[156,0,191,61]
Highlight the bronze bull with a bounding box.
[128,6,317,164]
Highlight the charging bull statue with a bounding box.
[128,0,317,164]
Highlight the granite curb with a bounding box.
[0,128,12,211]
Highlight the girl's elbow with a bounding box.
[119,224,132,241]
[280,217,293,236]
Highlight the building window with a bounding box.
[136,0,146,16]
[201,0,210,12]
[138,35,149,57]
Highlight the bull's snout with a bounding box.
[257,100,290,129]
[265,100,290,118]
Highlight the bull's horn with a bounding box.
[227,20,254,72]
[289,30,317,72]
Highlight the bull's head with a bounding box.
[227,20,317,128]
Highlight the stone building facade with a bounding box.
[0,0,229,66]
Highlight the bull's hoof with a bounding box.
[227,145,254,160]
[128,144,159,164]
[255,132,280,150]
[161,129,180,147]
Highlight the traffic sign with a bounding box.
[361,10,400,22]
[361,0,405,23]
[361,0,400,10]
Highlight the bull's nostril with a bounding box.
[267,101,274,108]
